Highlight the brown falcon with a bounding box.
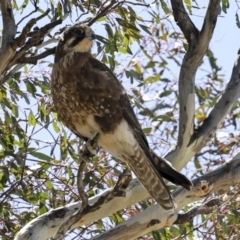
[51,24,192,210]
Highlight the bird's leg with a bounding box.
[86,132,100,155]
[79,132,100,162]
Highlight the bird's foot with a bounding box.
[79,132,100,162]
[86,132,100,155]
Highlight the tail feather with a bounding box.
[128,145,176,210]
[151,151,192,190]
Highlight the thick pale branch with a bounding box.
[15,179,147,240]
[200,1,221,44]
[166,0,221,170]
[15,153,240,240]
[170,0,199,43]
[1,0,16,46]
[91,153,240,240]
[0,0,16,75]
[167,46,240,171]
[191,50,240,142]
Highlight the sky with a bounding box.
[191,1,240,81]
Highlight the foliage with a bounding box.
[0,0,240,239]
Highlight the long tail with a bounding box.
[151,151,192,190]
[127,144,176,210]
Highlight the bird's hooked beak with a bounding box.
[86,32,96,40]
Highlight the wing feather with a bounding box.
[88,56,192,191]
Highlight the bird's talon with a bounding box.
[86,132,100,155]
[79,144,93,163]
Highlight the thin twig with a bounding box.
[13,9,51,49]
[175,198,221,224]
[17,0,39,26]
[6,19,62,71]
[88,1,123,26]
[19,47,56,64]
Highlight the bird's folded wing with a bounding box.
[89,56,192,190]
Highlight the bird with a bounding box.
[51,24,192,210]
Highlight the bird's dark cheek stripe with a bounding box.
[70,37,84,48]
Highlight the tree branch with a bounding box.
[18,47,56,65]
[170,0,199,43]
[15,168,133,240]
[166,0,221,170]
[15,153,240,240]
[52,161,89,239]
[175,198,221,224]
[0,0,16,76]
[8,19,62,69]
[1,64,25,83]
[0,38,58,84]
[0,18,63,86]
[190,51,240,143]
[0,10,68,86]
[17,2,38,26]
[12,9,51,49]
[91,153,240,240]
[1,0,16,47]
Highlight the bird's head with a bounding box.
[55,24,95,61]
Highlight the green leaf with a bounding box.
[236,13,240,28]
[30,151,51,161]
[144,74,160,84]
[45,180,53,190]
[115,18,140,32]
[52,121,60,133]
[28,111,36,126]
[152,115,172,122]
[104,24,114,38]
[56,2,63,18]
[160,0,171,14]
[108,56,115,70]
[138,24,151,35]
[125,70,142,82]
[159,90,172,98]
[152,230,161,240]
[184,0,192,14]
[26,80,37,97]
[142,127,152,134]
[222,0,229,14]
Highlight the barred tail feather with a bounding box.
[128,145,176,210]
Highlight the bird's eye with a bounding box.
[73,29,84,36]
